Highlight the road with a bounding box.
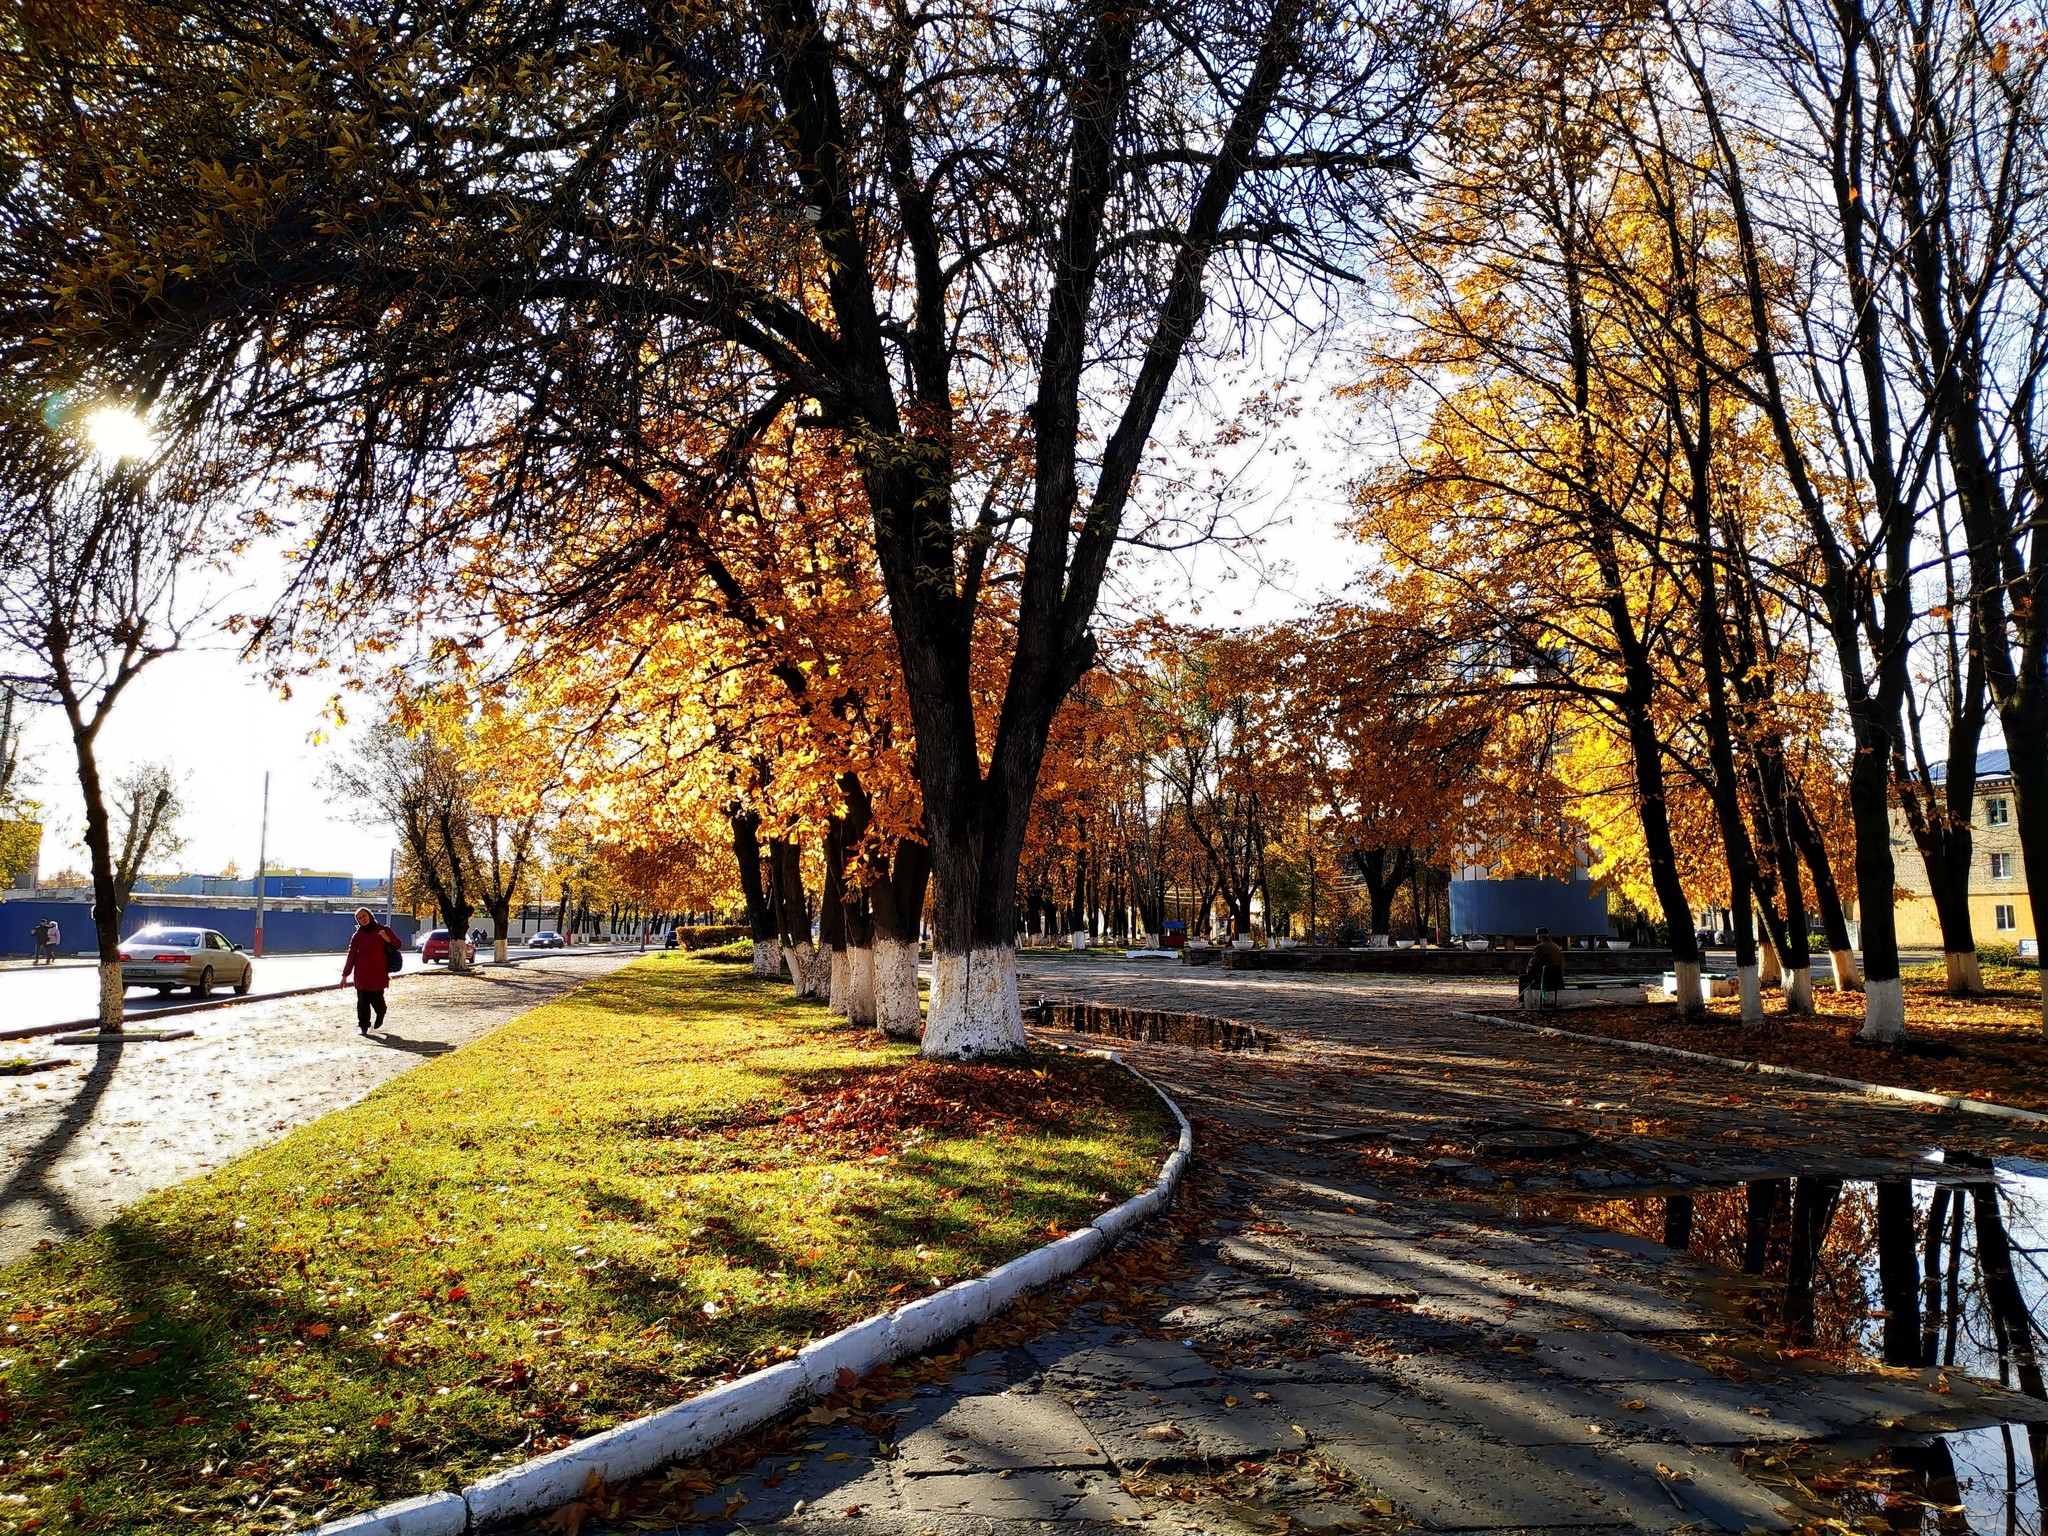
[0,943,616,1033]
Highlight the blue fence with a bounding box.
[1448,878,1610,939]
[3,900,417,957]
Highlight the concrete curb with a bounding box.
[1461,1010,2048,1127]
[314,1051,1194,1535]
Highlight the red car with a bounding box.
[421,929,476,965]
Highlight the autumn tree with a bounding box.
[3,0,1461,1056]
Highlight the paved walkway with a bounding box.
[622,960,2048,1536]
[0,950,634,1263]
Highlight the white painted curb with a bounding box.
[314,1052,1191,1534]
[1463,1010,2048,1126]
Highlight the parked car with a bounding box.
[421,929,476,964]
[119,925,253,997]
[529,931,566,949]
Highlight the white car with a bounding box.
[119,925,254,997]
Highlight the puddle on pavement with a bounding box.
[1503,1158,2048,1535]
[1028,999,1284,1053]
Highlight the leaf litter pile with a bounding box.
[1532,962,2048,1111]
[0,956,1173,1536]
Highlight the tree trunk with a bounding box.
[1662,1195,1694,1251]
[1874,1179,1921,1367]
[1787,787,1860,992]
[1895,759,1984,997]
[67,718,125,1032]
[1920,1184,1952,1369]
[488,897,511,965]
[1743,1178,1785,1275]
[770,837,825,999]
[732,809,781,978]
[1781,1176,1842,1346]
[870,839,930,1041]
[1848,733,1908,1041]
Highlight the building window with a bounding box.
[1995,904,2017,932]
[1986,796,2010,826]
[1991,852,2015,880]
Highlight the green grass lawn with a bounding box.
[0,955,1172,1534]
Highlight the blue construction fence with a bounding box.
[1448,877,1610,939]
[3,900,418,957]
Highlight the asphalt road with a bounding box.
[0,944,599,1033]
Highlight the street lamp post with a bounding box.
[252,771,269,957]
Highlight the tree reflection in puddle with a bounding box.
[1503,1156,2048,1535]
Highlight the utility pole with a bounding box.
[252,771,270,957]
[385,846,398,926]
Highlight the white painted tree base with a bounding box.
[923,947,1027,1059]
[874,938,922,1040]
[1758,943,1781,988]
[1858,977,1907,1043]
[1671,960,1704,1013]
[1785,966,1814,1015]
[98,962,124,1029]
[783,943,828,999]
[827,948,849,1015]
[1830,948,1863,993]
[1737,964,1763,1024]
[494,938,509,965]
[1943,950,1984,996]
[751,940,780,978]
[845,944,877,1028]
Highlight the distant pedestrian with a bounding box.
[1520,926,1565,1009]
[30,918,53,965]
[341,906,403,1035]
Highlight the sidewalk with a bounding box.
[0,951,636,1265]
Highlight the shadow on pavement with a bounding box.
[0,1046,124,1237]
[367,1033,453,1057]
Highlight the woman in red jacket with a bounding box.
[341,907,403,1034]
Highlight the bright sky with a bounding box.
[16,536,402,882]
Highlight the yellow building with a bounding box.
[1890,750,2035,949]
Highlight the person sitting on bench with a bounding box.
[1520,927,1565,1008]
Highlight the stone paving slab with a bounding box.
[895,1392,1109,1473]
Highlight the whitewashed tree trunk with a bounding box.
[1858,977,1907,1043]
[1785,966,1815,1015]
[98,961,124,1031]
[783,942,827,999]
[1830,948,1863,992]
[827,947,849,1014]
[874,937,922,1040]
[1943,950,1984,995]
[1737,964,1764,1025]
[1758,940,1782,989]
[751,939,781,978]
[845,943,877,1028]
[925,947,1027,1059]
[494,937,509,965]
[1671,959,1704,1013]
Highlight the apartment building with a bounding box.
[1890,749,2035,948]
